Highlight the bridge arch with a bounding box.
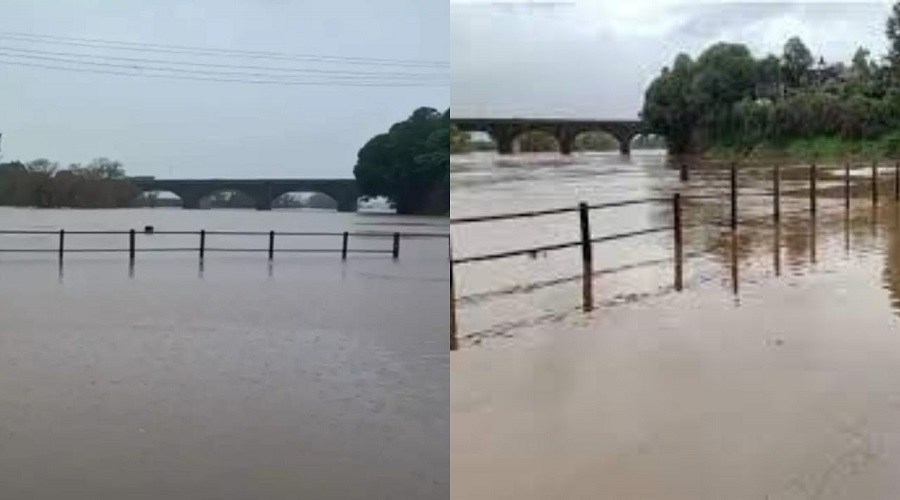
[133,190,184,208]
[559,125,643,156]
[266,182,359,213]
[451,118,646,156]
[569,130,622,153]
[508,128,560,154]
[198,188,258,209]
[629,133,669,151]
[271,191,340,211]
[130,179,359,212]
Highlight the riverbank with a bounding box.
[701,132,900,164]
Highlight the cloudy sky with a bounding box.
[0,0,448,178]
[452,0,892,119]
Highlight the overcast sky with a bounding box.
[452,0,892,119]
[0,0,448,179]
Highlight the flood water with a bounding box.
[451,151,900,343]
[452,151,900,499]
[0,208,450,499]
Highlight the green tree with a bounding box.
[887,1,900,73]
[641,53,698,153]
[756,54,783,99]
[0,157,136,208]
[852,47,872,81]
[692,43,757,145]
[354,107,449,215]
[782,36,814,88]
[693,43,757,110]
[638,6,900,158]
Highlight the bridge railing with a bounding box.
[0,229,450,261]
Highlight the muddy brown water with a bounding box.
[0,207,449,500]
[452,151,900,499]
[451,152,900,343]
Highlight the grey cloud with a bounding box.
[452,1,889,119]
[670,3,802,41]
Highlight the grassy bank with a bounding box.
[704,131,900,163]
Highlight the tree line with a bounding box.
[643,1,900,158]
[0,158,138,208]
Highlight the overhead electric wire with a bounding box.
[0,58,447,87]
[0,31,449,68]
[0,50,446,83]
[0,45,446,79]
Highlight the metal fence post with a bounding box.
[58,229,65,262]
[450,239,458,351]
[810,163,817,218]
[673,193,683,292]
[730,162,738,230]
[873,161,879,207]
[773,165,781,223]
[342,231,349,260]
[129,229,136,262]
[392,232,400,259]
[268,230,275,260]
[579,202,593,312]
[894,162,899,202]
[845,163,851,213]
[199,230,206,259]
[774,221,781,277]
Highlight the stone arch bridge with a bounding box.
[450,118,649,155]
[130,178,360,212]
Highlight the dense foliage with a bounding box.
[642,1,900,157]
[0,157,138,208]
[354,107,449,215]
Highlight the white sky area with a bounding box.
[452,0,893,119]
[0,0,449,178]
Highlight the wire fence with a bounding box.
[0,228,451,260]
[450,161,900,351]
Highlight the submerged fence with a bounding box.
[450,161,900,351]
[0,229,451,261]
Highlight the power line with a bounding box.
[0,50,446,83]
[0,31,449,68]
[0,58,447,87]
[0,45,447,79]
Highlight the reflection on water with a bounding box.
[451,152,900,346]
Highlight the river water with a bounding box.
[0,207,450,500]
[452,151,900,499]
